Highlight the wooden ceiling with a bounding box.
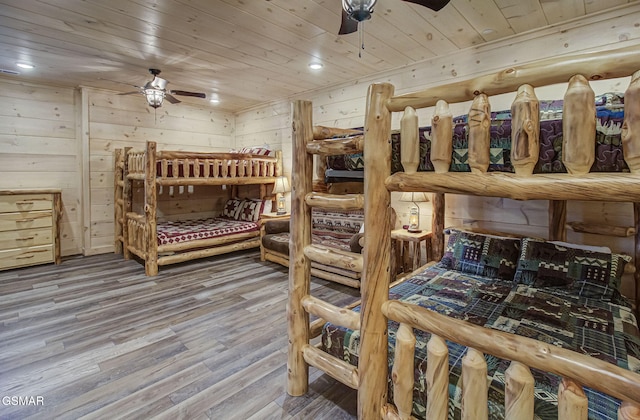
[0,0,635,112]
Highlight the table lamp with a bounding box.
[272,176,291,215]
[400,192,429,233]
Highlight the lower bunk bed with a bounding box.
[323,230,640,419]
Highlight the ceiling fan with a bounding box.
[119,69,206,109]
[339,0,450,35]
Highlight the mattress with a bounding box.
[322,263,640,419]
[156,217,259,245]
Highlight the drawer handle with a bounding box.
[16,219,35,223]
[16,236,35,241]
[16,201,35,205]
[16,255,35,259]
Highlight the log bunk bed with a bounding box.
[288,44,640,420]
[114,140,282,276]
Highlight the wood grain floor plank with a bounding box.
[0,251,358,419]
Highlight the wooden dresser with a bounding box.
[0,189,62,271]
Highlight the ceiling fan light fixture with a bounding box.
[144,88,165,108]
[342,0,377,22]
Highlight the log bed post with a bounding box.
[360,82,394,419]
[623,70,640,173]
[549,200,567,241]
[287,100,313,396]
[114,148,123,254]
[432,193,445,261]
[635,203,640,320]
[122,146,132,260]
[145,141,158,276]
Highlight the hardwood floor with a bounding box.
[0,250,359,419]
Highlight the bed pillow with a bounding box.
[239,146,274,157]
[513,237,631,301]
[237,199,266,222]
[441,229,521,281]
[222,198,243,219]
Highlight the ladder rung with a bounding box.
[305,192,364,210]
[301,295,360,330]
[304,244,363,273]
[306,136,363,156]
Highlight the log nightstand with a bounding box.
[391,229,433,274]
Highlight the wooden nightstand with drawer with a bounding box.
[0,190,62,271]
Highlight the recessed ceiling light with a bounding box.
[481,29,495,35]
[16,63,35,69]
[308,62,323,70]
[210,98,220,104]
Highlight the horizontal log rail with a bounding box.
[313,125,363,140]
[305,192,364,210]
[386,172,640,202]
[156,176,277,186]
[566,221,636,237]
[157,238,260,266]
[156,150,278,162]
[387,44,639,112]
[306,136,364,156]
[303,244,363,273]
[382,300,640,405]
[301,295,360,330]
[302,344,359,389]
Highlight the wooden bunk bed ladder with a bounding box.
[288,100,366,397]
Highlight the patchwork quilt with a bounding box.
[322,264,640,419]
[156,217,259,245]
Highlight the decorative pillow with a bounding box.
[513,237,631,301]
[222,198,243,219]
[441,229,521,281]
[237,199,265,222]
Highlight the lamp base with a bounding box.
[407,228,422,233]
[276,211,287,215]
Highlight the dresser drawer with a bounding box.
[0,194,52,213]
[0,227,53,251]
[0,211,53,232]
[0,244,53,270]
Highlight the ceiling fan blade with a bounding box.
[401,0,450,11]
[118,91,141,96]
[338,9,359,35]
[165,94,181,104]
[170,90,206,99]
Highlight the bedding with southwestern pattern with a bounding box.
[514,237,631,302]
[440,228,521,281]
[322,264,640,419]
[156,218,259,245]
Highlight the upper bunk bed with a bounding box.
[114,140,282,276]
[287,44,640,420]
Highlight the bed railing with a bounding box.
[382,301,640,420]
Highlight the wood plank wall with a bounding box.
[85,88,237,255]
[0,79,82,256]
[234,4,640,297]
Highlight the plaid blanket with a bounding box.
[322,264,640,419]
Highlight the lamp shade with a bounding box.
[400,192,429,203]
[272,176,291,194]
